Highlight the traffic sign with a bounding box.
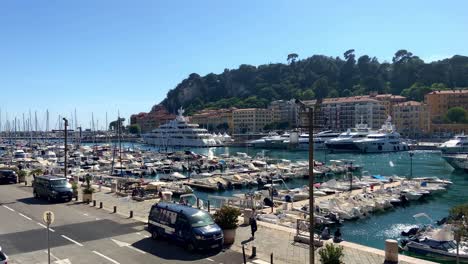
[43,211,55,225]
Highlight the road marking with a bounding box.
[136,232,150,238]
[43,250,60,261]
[207,258,214,262]
[96,217,101,220]
[19,213,32,220]
[61,235,83,246]
[111,238,146,254]
[2,205,15,212]
[92,251,120,264]
[37,222,55,232]
[83,213,89,216]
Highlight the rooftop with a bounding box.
[394,101,423,107]
[427,89,468,95]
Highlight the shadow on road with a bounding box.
[17,197,54,205]
[132,238,222,261]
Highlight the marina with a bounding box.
[1,137,466,262]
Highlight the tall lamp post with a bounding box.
[296,99,317,264]
[308,107,315,264]
[63,118,68,178]
[409,151,414,178]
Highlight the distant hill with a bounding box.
[161,50,468,114]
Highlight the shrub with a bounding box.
[82,175,94,194]
[318,243,344,264]
[213,206,241,230]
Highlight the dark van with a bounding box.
[0,170,17,184]
[33,175,73,202]
[148,202,223,251]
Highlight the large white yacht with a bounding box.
[249,132,290,149]
[325,122,372,152]
[442,154,468,171]
[438,133,468,154]
[142,108,227,147]
[353,117,410,153]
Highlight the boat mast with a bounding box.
[35,111,38,143]
[118,111,123,177]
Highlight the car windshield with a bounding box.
[189,211,214,227]
[0,251,6,261]
[50,179,68,187]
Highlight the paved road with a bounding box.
[0,183,246,264]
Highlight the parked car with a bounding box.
[33,175,73,202]
[0,170,17,184]
[0,246,8,264]
[148,202,223,251]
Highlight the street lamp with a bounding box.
[409,151,414,178]
[63,118,68,178]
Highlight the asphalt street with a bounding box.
[0,183,247,264]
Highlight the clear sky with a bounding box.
[0,0,466,130]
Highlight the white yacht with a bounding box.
[442,154,468,171]
[438,133,468,154]
[353,117,410,153]
[313,131,340,150]
[249,132,289,149]
[325,122,372,152]
[142,108,227,147]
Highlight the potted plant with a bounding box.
[82,175,94,203]
[318,243,344,264]
[17,170,27,183]
[71,181,78,198]
[213,205,241,245]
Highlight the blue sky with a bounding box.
[0,0,467,130]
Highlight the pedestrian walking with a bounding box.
[250,210,258,239]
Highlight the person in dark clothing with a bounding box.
[333,228,342,242]
[250,211,258,238]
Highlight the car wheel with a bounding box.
[151,230,159,240]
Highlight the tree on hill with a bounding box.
[160,50,468,114]
[128,124,141,135]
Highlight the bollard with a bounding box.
[129,210,133,218]
[75,196,78,201]
[270,253,273,264]
[242,244,247,264]
[93,200,96,207]
[99,202,103,209]
[384,239,399,264]
[24,180,27,186]
[207,200,211,212]
[251,245,256,258]
[113,206,117,213]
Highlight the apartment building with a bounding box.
[392,101,430,138]
[232,108,272,133]
[268,99,299,127]
[425,89,468,135]
[189,108,235,133]
[130,105,176,133]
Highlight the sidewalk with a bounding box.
[78,184,436,264]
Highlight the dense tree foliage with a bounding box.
[446,107,468,123]
[161,50,468,114]
[127,124,141,134]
